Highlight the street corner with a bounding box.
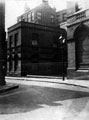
[0,83,19,94]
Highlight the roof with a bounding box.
[18,2,56,18]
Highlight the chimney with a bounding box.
[67,1,79,16]
[24,0,30,13]
[42,0,48,4]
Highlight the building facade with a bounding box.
[59,0,89,78]
[67,8,89,78]
[56,1,89,78]
[7,0,68,77]
[8,0,89,78]
[57,9,67,30]
[7,22,67,76]
[17,0,57,27]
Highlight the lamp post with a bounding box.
[59,34,65,81]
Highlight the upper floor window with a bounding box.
[37,12,42,20]
[22,16,25,21]
[28,13,31,22]
[62,13,67,22]
[50,14,55,23]
[15,33,18,46]
[32,33,39,46]
[57,15,60,23]
[31,12,34,21]
[9,35,13,48]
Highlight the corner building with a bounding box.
[7,0,67,77]
[7,22,67,76]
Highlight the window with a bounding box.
[62,13,67,22]
[28,13,31,22]
[9,55,13,71]
[32,40,38,46]
[57,15,60,23]
[9,35,13,48]
[50,14,55,23]
[37,12,42,20]
[31,12,34,21]
[21,16,25,21]
[32,33,39,46]
[14,54,18,71]
[14,33,18,46]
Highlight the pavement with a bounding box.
[4,75,89,93]
[0,74,89,94]
[5,75,89,88]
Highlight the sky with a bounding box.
[5,0,85,31]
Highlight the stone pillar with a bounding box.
[0,0,6,85]
[67,39,76,78]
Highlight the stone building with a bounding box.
[55,0,89,78]
[7,0,68,77]
[7,22,67,76]
[57,9,67,30]
[17,0,57,27]
[67,8,89,78]
[65,0,89,78]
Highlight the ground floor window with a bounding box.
[9,55,13,71]
[14,54,19,71]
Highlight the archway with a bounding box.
[74,23,89,69]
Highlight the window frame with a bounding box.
[50,14,55,23]
[37,11,42,21]
[32,33,39,46]
[9,35,13,48]
[14,54,18,71]
[31,12,35,21]
[14,33,18,47]
[28,12,31,22]
[62,13,67,22]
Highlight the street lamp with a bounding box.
[59,34,66,81]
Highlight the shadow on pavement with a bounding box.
[0,85,89,114]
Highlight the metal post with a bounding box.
[0,0,6,85]
[62,43,65,81]
[59,35,65,81]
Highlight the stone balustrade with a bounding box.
[67,9,89,26]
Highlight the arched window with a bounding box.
[14,54,18,71]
